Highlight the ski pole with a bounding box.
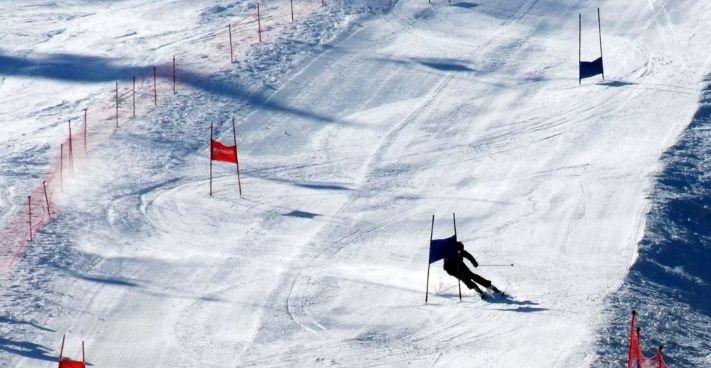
[478,264,514,267]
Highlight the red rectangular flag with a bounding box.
[59,359,86,368]
[211,140,238,163]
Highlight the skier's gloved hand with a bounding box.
[472,258,478,267]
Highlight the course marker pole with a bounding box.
[173,55,177,94]
[209,122,213,197]
[578,14,581,84]
[60,144,64,190]
[82,340,85,363]
[291,0,294,22]
[425,214,434,303]
[83,108,87,153]
[453,212,461,301]
[115,82,119,127]
[228,24,234,63]
[232,117,243,197]
[153,66,157,106]
[27,196,32,241]
[597,7,604,80]
[257,3,262,43]
[42,181,50,217]
[59,334,65,359]
[68,120,73,171]
[132,76,136,118]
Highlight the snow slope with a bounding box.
[1,0,710,367]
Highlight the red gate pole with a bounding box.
[115,82,119,127]
[173,55,177,95]
[83,108,87,153]
[257,3,262,43]
[228,24,234,63]
[209,122,213,197]
[290,0,294,22]
[28,196,32,241]
[153,66,157,106]
[232,117,242,197]
[59,144,64,190]
[42,181,51,217]
[132,76,136,118]
[68,120,73,171]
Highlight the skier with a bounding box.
[443,241,504,299]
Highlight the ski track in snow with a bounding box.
[1,0,710,367]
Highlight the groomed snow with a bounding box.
[1,0,710,367]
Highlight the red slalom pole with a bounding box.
[290,0,294,22]
[228,24,234,63]
[115,82,119,127]
[68,120,73,171]
[209,122,213,197]
[132,76,136,118]
[173,55,177,95]
[83,108,87,153]
[257,3,262,43]
[153,66,157,106]
[27,196,32,241]
[59,144,64,190]
[42,181,50,217]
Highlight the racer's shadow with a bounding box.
[483,295,548,312]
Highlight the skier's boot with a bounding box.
[489,285,506,297]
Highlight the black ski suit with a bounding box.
[443,250,492,293]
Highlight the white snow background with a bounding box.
[1,0,710,367]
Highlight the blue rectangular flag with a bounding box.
[429,235,459,264]
[580,57,604,79]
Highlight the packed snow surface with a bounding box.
[1,0,710,367]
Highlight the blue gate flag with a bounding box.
[580,57,604,79]
[429,235,459,263]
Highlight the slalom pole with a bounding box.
[257,3,262,43]
[173,55,177,94]
[578,14,581,85]
[425,214,434,303]
[153,66,157,106]
[132,76,136,118]
[59,334,65,359]
[291,0,294,22]
[232,117,243,197]
[60,144,64,190]
[42,181,50,217]
[68,120,73,171]
[209,122,213,197]
[83,108,87,153]
[115,82,119,127]
[28,196,32,241]
[228,24,234,63]
[82,341,85,363]
[453,212,461,301]
[597,7,605,80]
